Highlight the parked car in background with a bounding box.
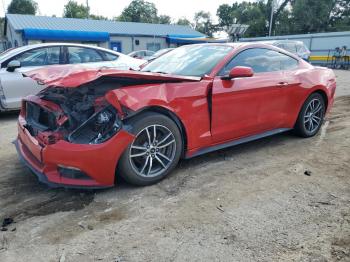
[16,43,336,188]
[128,50,155,60]
[147,48,175,62]
[0,43,145,112]
[263,40,311,61]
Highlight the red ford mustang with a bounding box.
[15,43,336,188]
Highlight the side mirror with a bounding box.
[221,66,254,80]
[7,60,21,72]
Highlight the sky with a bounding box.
[0,0,247,23]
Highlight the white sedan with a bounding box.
[0,43,145,111]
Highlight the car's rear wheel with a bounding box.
[118,112,182,186]
[294,93,325,137]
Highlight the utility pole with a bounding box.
[86,0,90,19]
[268,0,275,36]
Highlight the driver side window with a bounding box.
[220,48,298,75]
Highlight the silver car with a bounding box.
[0,43,145,111]
[263,40,311,61]
[128,50,155,60]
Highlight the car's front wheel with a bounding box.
[294,93,326,137]
[118,112,182,186]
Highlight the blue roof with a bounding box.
[6,14,205,37]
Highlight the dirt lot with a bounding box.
[0,70,349,262]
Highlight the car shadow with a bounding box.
[0,129,304,229]
[116,131,300,190]
[0,110,19,120]
[1,125,299,223]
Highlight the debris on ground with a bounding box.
[1,218,14,231]
[304,170,312,176]
[1,218,13,228]
[216,205,225,212]
[78,221,93,230]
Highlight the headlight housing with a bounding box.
[68,106,121,144]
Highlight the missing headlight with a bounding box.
[68,106,121,144]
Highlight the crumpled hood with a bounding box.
[24,65,201,88]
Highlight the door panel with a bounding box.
[211,71,287,143]
[279,69,304,126]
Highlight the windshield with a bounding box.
[141,45,232,77]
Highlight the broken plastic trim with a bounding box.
[68,105,122,144]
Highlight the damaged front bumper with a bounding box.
[15,115,134,189]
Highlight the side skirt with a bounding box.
[186,128,292,159]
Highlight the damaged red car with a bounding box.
[15,43,336,188]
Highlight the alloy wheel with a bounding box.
[303,98,324,133]
[129,124,177,178]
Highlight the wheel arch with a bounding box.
[143,106,187,157]
[123,106,188,157]
[115,106,187,185]
[313,89,328,112]
[293,88,328,128]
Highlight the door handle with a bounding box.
[277,82,289,87]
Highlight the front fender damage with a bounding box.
[22,66,201,146]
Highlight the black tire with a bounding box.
[118,112,183,186]
[294,92,325,137]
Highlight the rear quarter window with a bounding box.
[281,55,299,70]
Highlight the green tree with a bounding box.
[292,0,350,33]
[217,4,235,27]
[268,0,291,34]
[331,0,350,31]
[291,0,336,33]
[194,11,216,37]
[7,0,38,15]
[217,0,350,37]
[273,8,294,35]
[158,15,171,24]
[216,2,269,37]
[176,17,193,27]
[89,14,108,20]
[117,0,158,23]
[63,0,89,18]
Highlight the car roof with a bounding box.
[36,42,121,52]
[252,40,306,46]
[0,42,123,62]
[175,42,285,50]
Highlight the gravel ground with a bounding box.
[0,70,349,262]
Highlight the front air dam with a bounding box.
[16,119,135,188]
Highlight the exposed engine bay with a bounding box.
[24,76,186,145]
[36,78,124,131]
